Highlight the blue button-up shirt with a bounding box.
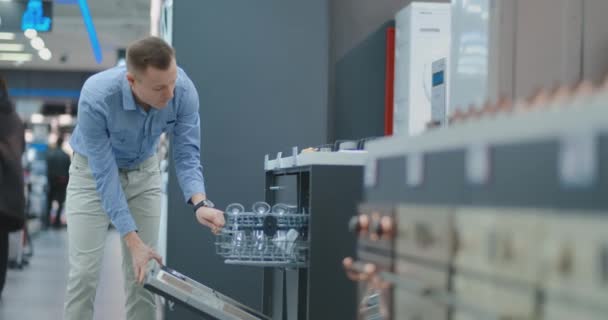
[70,66,206,236]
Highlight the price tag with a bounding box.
[559,130,597,188]
[467,144,490,185]
[406,153,424,187]
[276,152,283,169]
[364,159,378,187]
[292,146,299,166]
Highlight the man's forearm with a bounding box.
[190,193,206,205]
[124,231,141,247]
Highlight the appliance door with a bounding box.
[144,262,270,320]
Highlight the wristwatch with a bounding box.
[193,199,215,213]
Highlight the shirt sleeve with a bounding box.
[77,88,137,236]
[172,76,206,203]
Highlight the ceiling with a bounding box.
[0,0,151,71]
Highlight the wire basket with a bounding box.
[224,212,309,232]
[215,212,309,268]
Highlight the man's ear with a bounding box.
[126,72,136,86]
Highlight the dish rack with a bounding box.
[215,211,309,268]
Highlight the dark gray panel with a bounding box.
[366,151,470,205]
[334,23,391,141]
[473,138,608,210]
[366,135,608,211]
[472,142,561,207]
[307,166,360,320]
[415,151,470,204]
[366,155,406,202]
[272,175,298,206]
[168,1,330,319]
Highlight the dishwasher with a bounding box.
[147,145,366,319]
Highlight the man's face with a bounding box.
[127,59,177,109]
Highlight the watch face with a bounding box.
[204,199,215,208]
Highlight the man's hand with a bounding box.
[195,206,225,234]
[124,232,163,284]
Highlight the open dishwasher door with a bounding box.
[144,261,270,320]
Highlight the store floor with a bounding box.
[0,228,133,320]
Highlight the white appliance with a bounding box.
[393,2,451,136]
[449,0,583,113]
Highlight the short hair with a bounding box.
[126,36,175,75]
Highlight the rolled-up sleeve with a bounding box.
[77,88,137,236]
[172,77,206,203]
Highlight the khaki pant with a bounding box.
[64,153,161,320]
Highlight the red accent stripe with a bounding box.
[384,27,396,136]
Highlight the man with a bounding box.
[0,76,25,299]
[45,135,70,228]
[64,36,225,320]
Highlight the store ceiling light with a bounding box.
[0,32,16,40]
[38,48,52,61]
[24,29,37,39]
[30,37,44,50]
[0,53,32,62]
[30,114,44,124]
[58,114,72,126]
[0,43,25,52]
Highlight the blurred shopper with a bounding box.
[0,76,26,298]
[45,135,70,228]
[64,37,225,320]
